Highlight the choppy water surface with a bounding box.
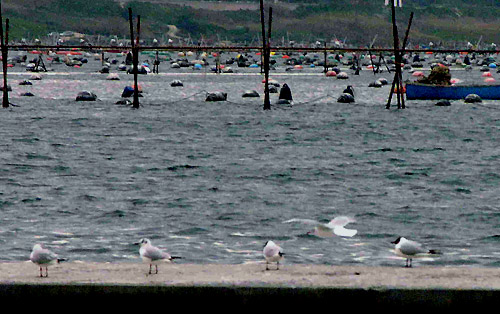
[0,53,499,267]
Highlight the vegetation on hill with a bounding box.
[1,0,499,46]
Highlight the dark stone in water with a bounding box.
[20,92,35,97]
[464,94,482,103]
[343,85,355,96]
[279,83,293,101]
[275,99,291,105]
[242,90,260,98]
[435,100,451,106]
[19,80,32,86]
[337,93,355,103]
[116,99,132,105]
[269,85,278,93]
[170,80,184,87]
[76,91,97,101]
[206,92,227,102]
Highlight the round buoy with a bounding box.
[481,72,492,77]
[336,72,349,79]
[326,71,337,77]
[412,71,425,77]
[106,73,120,80]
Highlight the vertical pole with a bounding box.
[398,12,414,110]
[128,8,140,109]
[260,0,271,110]
[386,3,401,109]
[324,42,328,74]
[1,12,9,108]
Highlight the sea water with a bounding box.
[0,53,499,267]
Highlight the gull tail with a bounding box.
[57,258,68,263]
[170,256,182,260]
[428,250,440,255]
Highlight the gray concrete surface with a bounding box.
[1,262,499,309]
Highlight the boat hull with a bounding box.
[405,83,500,100]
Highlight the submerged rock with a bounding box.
[242,90,260,98]
[279,83,293,101]
[19,80,32,86]
[369,81,382,88]
[76,91,97,101]
[337,93,355,103]
[206,92,227,102]
[435,100,451,106]
[116,99,132,105]
[170,80,183,87]
[464,94,482,103]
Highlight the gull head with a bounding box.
[391,237,405,244]
[264,240,276,247]
[135,238,151,247]
[32,243,44,251]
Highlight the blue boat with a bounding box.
[405,83,500,100]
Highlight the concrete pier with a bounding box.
[1,262,499,309]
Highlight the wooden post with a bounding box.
[260,0,271,110]
[128,8,140,109]
[386,11,413,109]
[0,3,9,108]
[386,3,401,109]
[324,42,328,74]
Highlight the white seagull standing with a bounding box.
[392,237,439,267]
[263,241,284,270]
[283,216,357,237]
[135,238,181,274]
[30,244,66,277]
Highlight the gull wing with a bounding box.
[32,249,57,264]
[399,240,428,255]
[283,218,321,226]
[142,245,170,261]
[326,216,357,237]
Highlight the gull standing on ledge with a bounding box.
[30,244,66,277]
[263,241,284,270]
[135,238,181,274]
[392,237,439,267]
[283,216,358,237]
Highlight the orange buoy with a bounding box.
[394,85,406,94]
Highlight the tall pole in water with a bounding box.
[260,0,271,110]
[386,0,404,109]
[0,3,9,108]
[128,8,140,109]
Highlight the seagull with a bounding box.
[263,241,284,270]
[391,237,439,267]
[134,238,181,274]
[30,244,66,277]
[283,216,357,237]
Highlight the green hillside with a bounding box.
[1,0,499,46]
